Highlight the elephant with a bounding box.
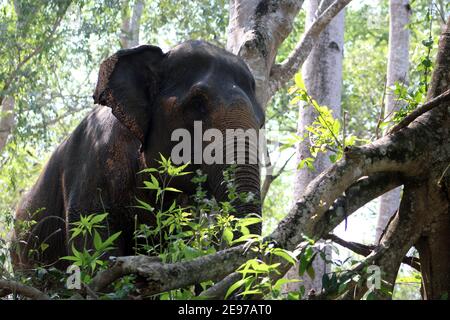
[12,40,264,269]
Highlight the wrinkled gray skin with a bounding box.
[13,40,264,269]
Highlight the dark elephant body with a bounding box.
[13,40,264,268]
[14,107,146,266]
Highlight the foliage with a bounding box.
[1,0,448,300]
[282,72,358,170]
[61,212,122,282]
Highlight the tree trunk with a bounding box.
[413,19,450,299]
[0,96,15,153]
[284,0,345,294]
[375,0,411,242]
[226,0,304,108]
[120,0,144,49]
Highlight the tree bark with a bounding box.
[375,0,411,242]
[120,0,144,49]
[285,0,345,294]
[0,96,15,153]
[226,0,352,109]
[413,18,450,299]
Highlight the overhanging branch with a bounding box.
[314,172,403,236]
[269,0,353,96]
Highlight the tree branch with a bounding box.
[388,88,450,134]
[0,2,71,105]
[269,0,353,96]
[261,153,294,202]
[0,279,50,300]
[314,172,403,236]
[90,248,256,295]
[199,272,242,299]
[324,234,420,271]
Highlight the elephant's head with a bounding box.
[93,40,264,233]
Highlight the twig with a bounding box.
[324,234,420,271]
[261,153,294,202]
[375,75,387,139]
[199,272,242,299]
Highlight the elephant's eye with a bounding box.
[190,95,209,115]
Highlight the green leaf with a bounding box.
[273,278,300,291]
[134,198,154,212]
[40,243,49,252]
[90,213,108,225]
[71,244,82,259]
[237,217,262,227]
[272,248,297,265]
[151,174,160,188]
[294,73,305,91]
[238,289,261,297]
[70,228,83,241]
[138,167,159,174]
[60,256,79,262]
[225,278,247,299]
[222,227,234,246]
[422,39,433,48]
[103,231,122,248]
[164,187,182,193]
[299,254,308,276]
[306,264,315,279]
[231,234,260,245]
[93,230,102,251]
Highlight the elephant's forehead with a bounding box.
[167,40,246,72]
[170,40,225,57]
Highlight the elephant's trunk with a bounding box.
[233,163,261,234]
[205,130,262,234]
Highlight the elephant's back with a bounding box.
[60,106,143,211]
[16,106,135,216]
[13,106,143,267]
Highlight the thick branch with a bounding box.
[269,0,352,96]
[227,0,305,107]
[314,172,403,236]
[91,247,256,295]
[211,171,405,299]
[0,280,50,300]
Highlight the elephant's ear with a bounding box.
[93,45,165,143]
